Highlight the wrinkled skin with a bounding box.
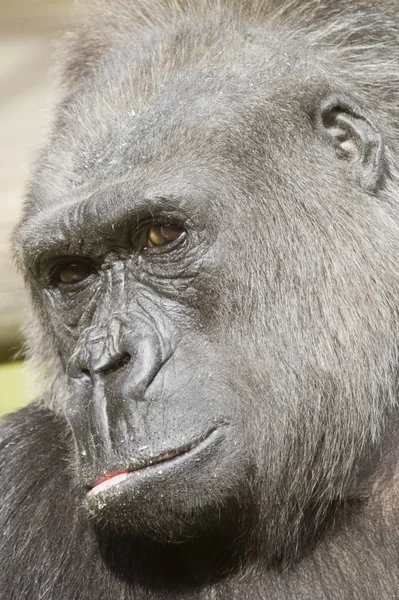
[1,1,399,598]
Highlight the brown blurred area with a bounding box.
[0,0,73,361]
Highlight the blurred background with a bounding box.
[0,0,73,415]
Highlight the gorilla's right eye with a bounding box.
[51,260,96,287]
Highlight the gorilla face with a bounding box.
[30,171,255,539]
[14,38,399,551]
[20,108,259,539]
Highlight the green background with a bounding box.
[0,362,31,417]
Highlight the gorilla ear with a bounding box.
[319,96,384,192]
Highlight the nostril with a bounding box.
[96,352,132,376]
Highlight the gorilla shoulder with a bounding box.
[0,406,78,597]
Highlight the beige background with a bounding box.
[0,0,73,360]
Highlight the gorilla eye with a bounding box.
[146,224,185,248]
[52,260,95,287]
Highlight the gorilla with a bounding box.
[1,0,399,598]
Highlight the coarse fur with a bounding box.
[2,1,399,598]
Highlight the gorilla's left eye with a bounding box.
[146,224,185,248]
[51,260,96,287]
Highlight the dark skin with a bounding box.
[2,1,399,598]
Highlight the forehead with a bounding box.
[25,32,312,219]
[68,56,278,157]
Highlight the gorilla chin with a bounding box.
[85,428,244,542]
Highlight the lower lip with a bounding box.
[87,430,219,497]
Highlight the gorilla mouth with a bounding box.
[87,430,216,496]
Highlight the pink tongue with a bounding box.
[92,471,129,488]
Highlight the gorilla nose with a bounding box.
[84,351,132,378]
[68,330,132,380]
[66,315,172,408]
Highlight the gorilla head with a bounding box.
[12,0,399,565]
